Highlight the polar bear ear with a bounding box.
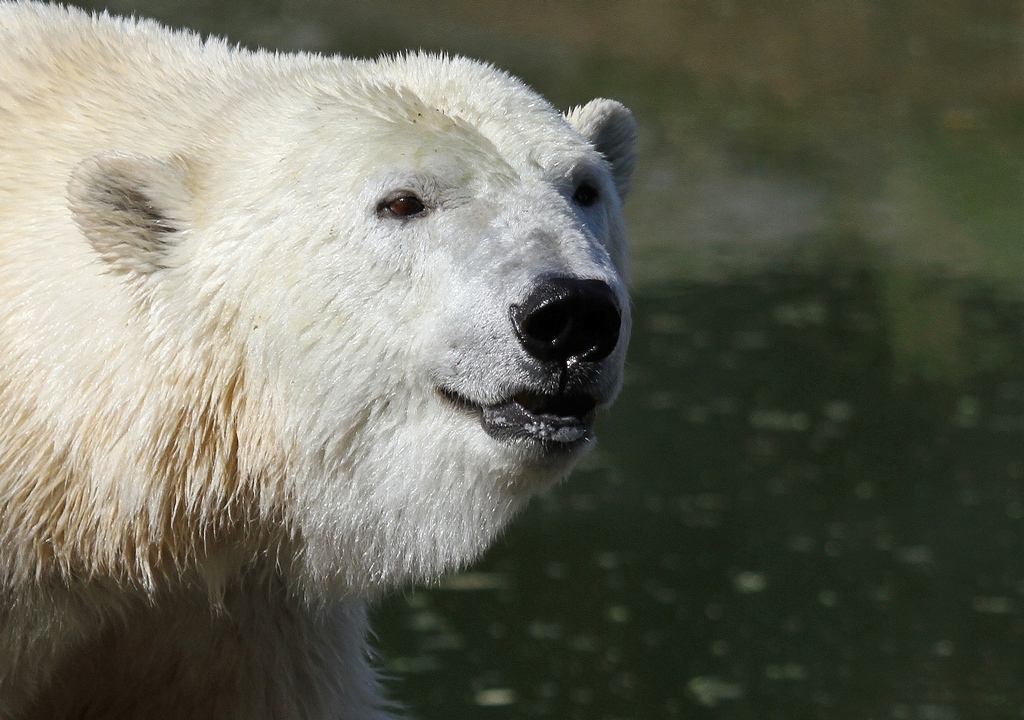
[565,98,638,200]
[69,153,192,277]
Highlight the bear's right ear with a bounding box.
[565,98,638,201]
[68,153,192,277]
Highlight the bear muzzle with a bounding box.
[438,275,625,452]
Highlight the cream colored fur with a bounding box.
[0,2,636,717]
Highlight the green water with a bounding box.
[68,1,1024,716]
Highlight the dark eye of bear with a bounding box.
[380,194,426,218]
[572,182,599,207]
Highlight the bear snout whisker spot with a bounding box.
[511,277,621,366]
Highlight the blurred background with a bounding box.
[69,1,1024,717]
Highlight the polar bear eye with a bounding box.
[572,181,600,208]
[379,194,427,219]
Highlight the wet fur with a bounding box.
[0,2,635,717]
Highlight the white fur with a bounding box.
[0,2,636,717]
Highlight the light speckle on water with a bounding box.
[686,404,708,423]
[855,480,875,499]
[389,655,439,674]
[605,605,630,623]
[409,611,444,632]
[569,634,599,653]
[789,534,815,553]
[731,329,766,350]
[988,414,1024,433]
[438,572,510,591]
[971,596,1014,614]
[687,676,745,707]
[823,400,852,423]
[874,533,896,551]
[957,487,981,506]
[536,682,558,699]
[765,663,808,681]
[647,584,676,604]
[915,704,958,720]
[403,593,429,610]
[570,687,593,705]
[643,391,677,410]
[733,570,768,593]
[474,688,516,707]
[544,562,565,580]
[749,408,811,432]
[954,395,981,428]
[647,313,689,334]
[772,300,828,327]
[711,396,739,414]
[421,633,464,652]
[567,494,596,512]
[897,546,934,565]
[873,584,894,603]
[528,621,563,640]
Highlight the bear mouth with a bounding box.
[439,387,597,450]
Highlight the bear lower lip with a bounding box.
[439,387,597,449]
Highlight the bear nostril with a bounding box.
[511,277,622,364]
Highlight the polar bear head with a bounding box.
[68,53,636,595]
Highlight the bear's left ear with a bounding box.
[565,98,638,201]
[68,152,192,277]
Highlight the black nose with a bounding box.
[511,277,622,364]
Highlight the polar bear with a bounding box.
[0,2,637,718]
